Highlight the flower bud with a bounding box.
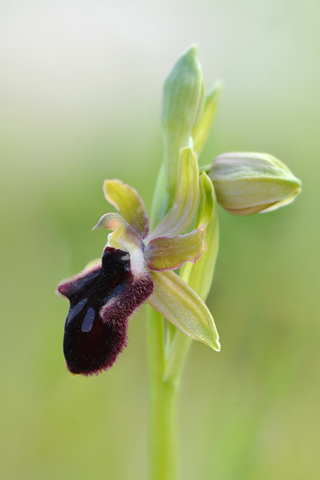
[162,45,205,205]
[209,152,301,215]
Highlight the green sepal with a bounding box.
[192,81,223,156]
[148,147,199,239]
[145,225,206,271]
[103,179,149,238]
[148,270,220,351]
[180,172,219,301]
[162,45,204,207]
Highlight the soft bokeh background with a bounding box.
[1,1,319,479]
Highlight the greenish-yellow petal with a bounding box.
[146,225,206,271]
[104,179,149,238]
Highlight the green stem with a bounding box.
[146,305,179,480]
[164,332,192,384]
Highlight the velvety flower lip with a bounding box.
[57,246,153,375]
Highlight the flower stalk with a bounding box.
[146,306,179,480]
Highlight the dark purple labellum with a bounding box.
[57,247,154,375]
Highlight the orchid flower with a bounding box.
[57,146,220,375]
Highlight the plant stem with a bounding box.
[146,305,179,480]
[164,331,192,385]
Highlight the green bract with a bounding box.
[180,172,219,301]
[192,82,222,156]
[209,152,301,215]
[149,147,199,239]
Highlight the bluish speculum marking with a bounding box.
[66,298,88,325]
[81,307,96,333]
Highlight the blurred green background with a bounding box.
[1,0,319,479]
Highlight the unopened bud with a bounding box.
[162,45,204,205]
[209,152,301,215]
